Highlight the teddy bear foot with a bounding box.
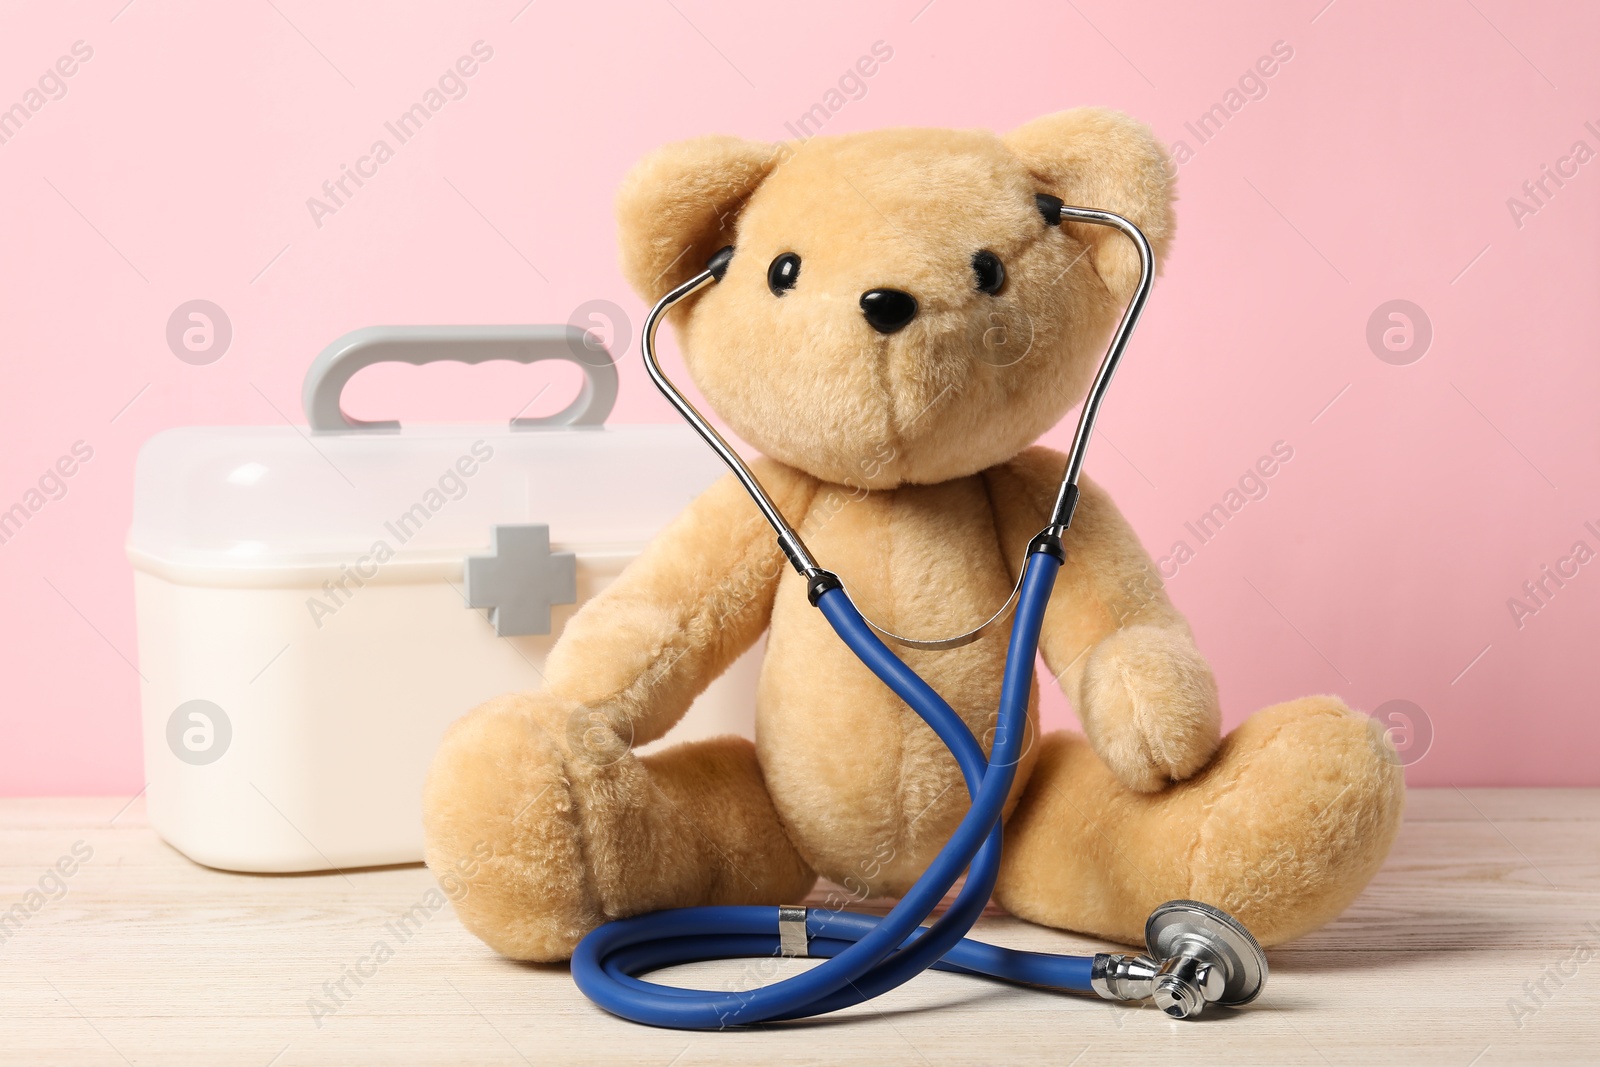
[422,692,816,962]
[994,696,1405,948]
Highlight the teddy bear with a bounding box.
[422,107,1406,963]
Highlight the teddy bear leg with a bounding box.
[994,696,1405,948]
[422,693,817,962]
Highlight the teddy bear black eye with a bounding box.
[767,252,801,296]
[972,250,1005,294]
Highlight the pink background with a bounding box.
[2,0,1596,795]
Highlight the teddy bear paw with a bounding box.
[422,691,602,961]
[1079,624,1222,792]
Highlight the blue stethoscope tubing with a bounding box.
[570,551,1100,1029]
[572,204,1157,1028]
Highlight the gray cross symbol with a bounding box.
[463,524,577,637]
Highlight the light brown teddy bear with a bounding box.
[423,107,1405,962]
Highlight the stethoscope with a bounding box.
[570,200,1269,1029]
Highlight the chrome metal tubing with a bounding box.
[639,206,1154,650]
[1050,206,1155,529]
[640,268,824,579]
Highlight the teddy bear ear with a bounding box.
[1003,108,1176,302]
[615,134,780,303]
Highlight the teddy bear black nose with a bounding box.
[859,288,919,334]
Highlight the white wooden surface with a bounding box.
[2,789,1597,1065]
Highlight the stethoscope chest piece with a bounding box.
[1147,900,1269,1014]
[1092,900,1269,1018]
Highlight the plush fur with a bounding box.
[422,108,1405,960]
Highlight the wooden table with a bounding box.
[2,790,1596,1065]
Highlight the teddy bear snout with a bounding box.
[859,288,919,334]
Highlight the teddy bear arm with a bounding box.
[539,460,817,748]
[986,449,1222,791]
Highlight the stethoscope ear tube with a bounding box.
[1047,206,1154,528]
[638,207,1153,649]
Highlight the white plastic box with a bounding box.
[128,326,755,872]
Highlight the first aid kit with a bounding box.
[128,325,757,873]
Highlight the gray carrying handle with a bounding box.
[302,325,618,434]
